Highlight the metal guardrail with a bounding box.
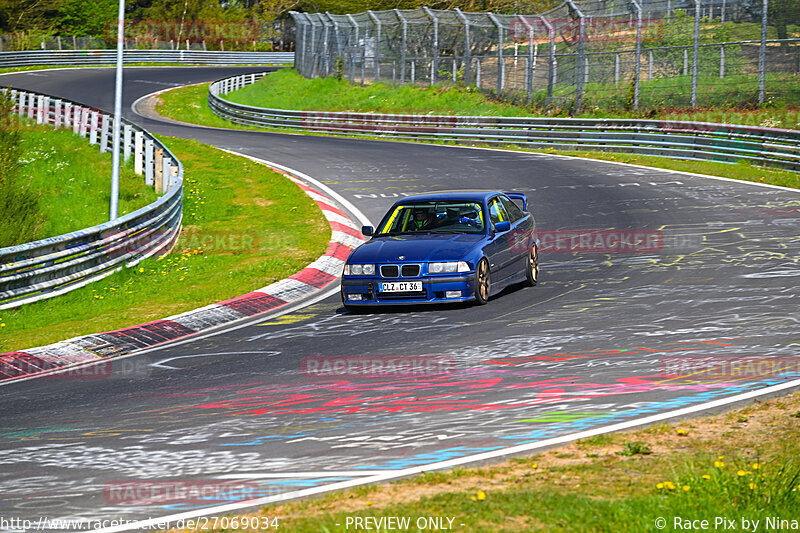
[209,72,800,172]
[0,50,294,67]
[0,88,184,310]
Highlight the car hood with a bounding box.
[349,234,485,264]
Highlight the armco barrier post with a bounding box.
[134,130,144,175]
[123,124,132,162]
[54,99,62,128]
[100,114,110,153]
[145,139,154,185]
[89,111,99,145]
[154,148,163,192]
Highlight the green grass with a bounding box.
[225,68,534,116]
[0,137,329,352]
[17,123,157,241]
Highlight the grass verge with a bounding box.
[0,136,330,352]
[168,392,800,533]
[18,123,157,242]
[155,75,800,191]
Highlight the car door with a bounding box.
[484,196,515,283]
[500,194,533,271]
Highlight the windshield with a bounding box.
[376,201,486,235]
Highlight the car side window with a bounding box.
[500,195,523,222]
[488,198,509,227]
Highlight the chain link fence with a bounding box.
[291,0,800,112]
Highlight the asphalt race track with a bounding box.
[1,67,799,529]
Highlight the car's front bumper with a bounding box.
[341,274,476,305]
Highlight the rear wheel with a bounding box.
[524,244,539,287]
[474,258,491,305]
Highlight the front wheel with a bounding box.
[473,258,491,305]
[524,244,539,287]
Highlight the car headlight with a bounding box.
[344,264,375,276]
[428,261,470,274]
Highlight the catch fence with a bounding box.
[291,0,800,111]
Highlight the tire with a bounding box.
[524,243,539,287]
[473,258,491,305]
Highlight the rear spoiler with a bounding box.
[507,193,527,211]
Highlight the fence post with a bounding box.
[632,0,643,110]
[691,0,700,107]
[368,11,381,82]
[17,91,25,117]
[27,94,35,120]
[476,58,481,87]
[566,0,586,112]
[423,7,439,86]
[321,14,331,77]
[326,12,343,78]
[455,8,471,86]
[395,10,408,84]
[489,13,505,94]
[517,15,535,104]
[306,13,317,78]
[615,54,620,84]
[541,16,555,101]
[720,45,725,78]
[758,0,767,105]
[649,50,654,80]
[347,14,359,84]
[64,102,72,127]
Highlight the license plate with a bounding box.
[379,281,422,293]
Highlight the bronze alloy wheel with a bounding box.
[474,258,490,305]
[525,244,539,287]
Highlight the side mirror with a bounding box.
[494,221,511,233]
[361,225,374,237]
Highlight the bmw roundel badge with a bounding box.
[398,256,405,260]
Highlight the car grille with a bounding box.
[380,264,422,278]
[380,265,399,278]
[401,264,421,277]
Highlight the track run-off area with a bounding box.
[1,67,799,530]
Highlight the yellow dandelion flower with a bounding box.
[470,496,476,501]
[682,485,690,492]
[656,482,664,489]
[531,464,538,469]
[665,482,676,490]
[702,475,711,480]
[738,470,747,477]
[752,463,760,470]
[749,483,756,489]
[677,428,688,436]
[476,491,486,501]
[714,461,725,468]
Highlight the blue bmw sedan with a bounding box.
[341,191,538,310]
